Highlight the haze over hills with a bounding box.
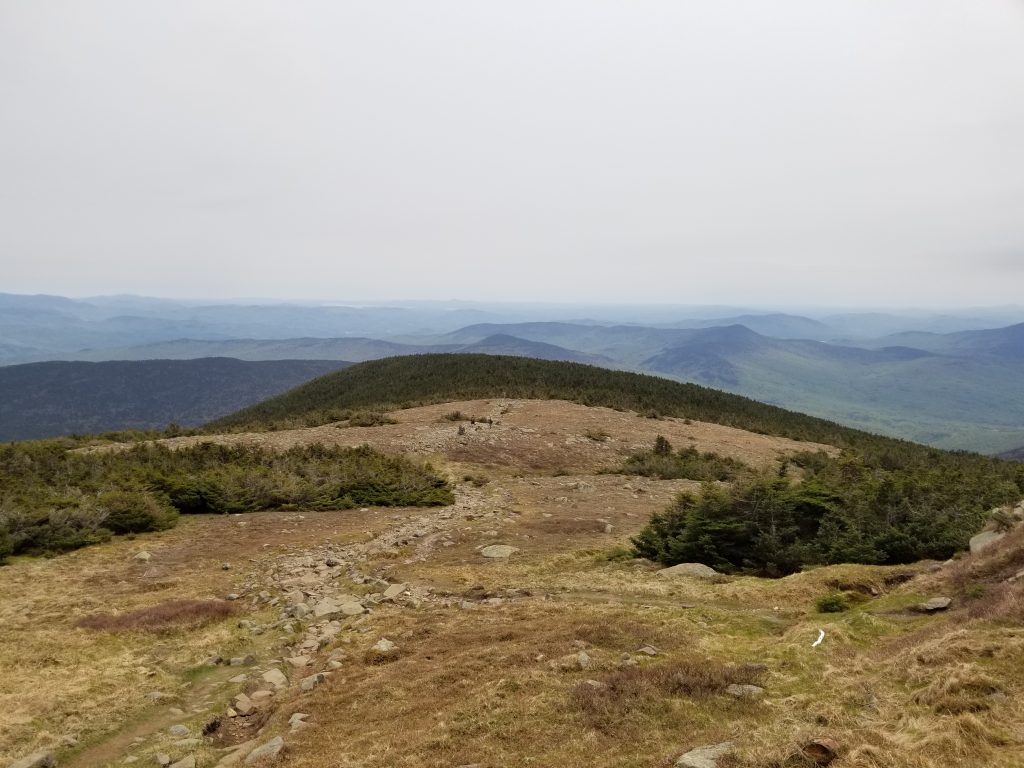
[4,293,1024,453]
[0,358,351,442]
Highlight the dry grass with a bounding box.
[75,599,236,632]
[571,660,765,733]
[5,402,1024,768]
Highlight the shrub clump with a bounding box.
[633,446,1023,576]
[76,599,236,632]
[617,437,750,482]
[0,440,453,562]
[816,591,852,613]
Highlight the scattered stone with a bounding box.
[481,544,519,559]
[155,754,171,767]
[288,713,309,727]
[250,690,274,702]
[916,597,952,613]
[222,562,231,570]
[676,742,734,768]
[261,668,288,689]
[285,655,311,668]
[725,684,765,698]
[8,753,56,768]
[244,736,285,764]
[383,583,408,600]
[123,758,139,765]
[133,551,152,562]
[288,603,310,619]
[173,739,201,748]
[550,651,591,671]
[300,673,326,692]
[801,738,841,765]
[169,757,196,768]
[657,562,720,580]
[637,645,659,656]
[970,530,1005,554]
[168,724,190,737]
[225,594,240,601]
[232,693,254,715]
[229,674,248,684]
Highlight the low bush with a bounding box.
[816,592,851,613]
[76,599,236,632]
[615,437,750,482]
[0,440,453,562]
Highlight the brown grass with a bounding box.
[75,599,236,632]
[571,660,765,733]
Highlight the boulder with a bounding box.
[232,693,254,715]
[8,753,56,768]
[725,684,764,698]
[657,563,720,580]
[260,668,288,689]
[300,673,326,692]
[244,736,284,764]
[801,738,841,765]
[383,583,408,600]
[481,545,519,559]
[676,742,734,768]
[969,530,1005,554]
[916,597,952,613]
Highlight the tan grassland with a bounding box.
[3,400,1022,768]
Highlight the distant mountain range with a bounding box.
[3,293,1024,452]
[0,358,351,442]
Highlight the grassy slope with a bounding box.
[210,353,892,450]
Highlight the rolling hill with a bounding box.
[0,358,352,441]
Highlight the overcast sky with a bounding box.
[1,1,1022,306]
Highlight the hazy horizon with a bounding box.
[3,2,1023,306]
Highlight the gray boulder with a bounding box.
[8,753,56,768]
[916,597,952,613]
[658,562,720,580]
[244,736,284,764]
[481,544,519,559]
[676,742,734,768]
[969,530,1005,554]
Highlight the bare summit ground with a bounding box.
[3,400,1023,768]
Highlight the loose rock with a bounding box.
[801,738,841,765]
[657,562,720,580]
[916,597,952,613]
[8,753,56,768]
[244,736,285,764]
[481,544,519,559]
[676,742,734,768]
[725,684,764,698]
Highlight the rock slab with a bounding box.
[658,562,720,580]
[481,544,519,559]
[676,742,734,768]
[8,753,56,768]
[244,736,284,764]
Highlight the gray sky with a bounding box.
[2,1,1023,306]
